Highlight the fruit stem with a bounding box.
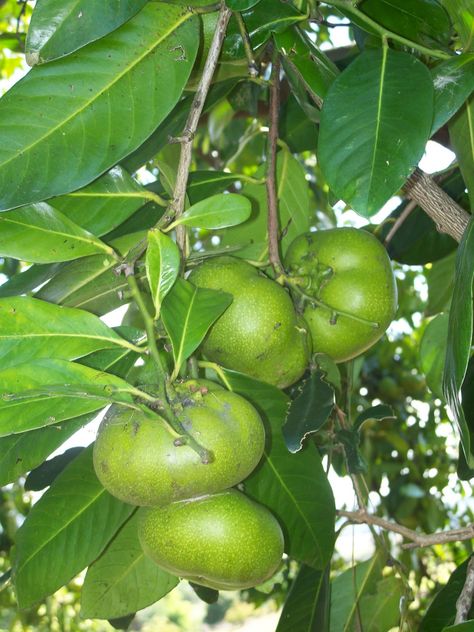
[284,276,381,329]
[198,361,234,391]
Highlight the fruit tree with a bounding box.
[0,0,474,630]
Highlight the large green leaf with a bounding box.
[161,279,232,377]
[0,358,134,436]
[442,218,474,466]
[0,4,198,211]
[0,414,91,487]
[146,230,180,319]
[187,171,245,204]
[426,253,456,316]
[319,48,434,217]
[79,326,143,379]
[218,149,312,260]
[0,203,114,263]
[276,565,330,632]
[450,96,474,209]
[169,193,252,230]
[432,54,474,135]
[81,512,179,619]
[25,447,85,491]
[222,370,336,569]
[26,0,148,65]
[52,166,156,237]
[13,446,134,609]
[0,296,137,369]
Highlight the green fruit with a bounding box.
[138,489,284,590]
[285,228,397,362]
[189,256,310,388]
[93,380,265,506]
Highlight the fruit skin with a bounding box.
[285,228,397,362]
[138,489,284,590]
[188,256,310,388]
[93,380,265,506]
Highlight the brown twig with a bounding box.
[169,2,232,253]
[266,50,284,274]
[339,509,474,550]
[455,556,474,623]
[234,11,259,77]
[404,168,470,243]
[384,199,417,246]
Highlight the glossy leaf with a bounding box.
[0,414,90,487]
[0,4,198,211]
[353,404,396,432]
[187,171,244,204]
[0,358,135,436]
[26,0,148,64]
[442,218,474,465]
[276,565,330,632]
[81,512,178,619]
[14,446,134,609]
[146,229,180,318]
[170,193,252,230]
[450,96,474,209]
[0,296,136,369]
[79,327,143,379]
[442,0,474,50]
[432,54,474,134]
[283,370,335,453]
[223,370,336,569]
[426,253,456,315]
[0,203,114,263]
[25,447,84,491]
[161,279,232,376]
[225,0,262,10]
[0,262,63,298]
[319,48,434,217]
[53,166,156,237]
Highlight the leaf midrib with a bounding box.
[367,46,388,208]
[0,9,192,172]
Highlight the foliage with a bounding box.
[0,0,473,631]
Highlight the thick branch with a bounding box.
[404,168,470,243]
[455,556,474,623]
[339,509,474,550]
[170,3,232,252]
[266,52,284,274]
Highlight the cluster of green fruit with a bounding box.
[93,381,284,590]
[93,226,397,592]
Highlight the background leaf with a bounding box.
[145,230,180,318]
[450,95,474,209]
[432,54,474,134]
[420,313,449,398]
[0,3,198,211]
[81,512,179,619]
[171,193,252,230]
[276,565,330,632]
[319,48,434,217]
[353,404,396,432]
[26,0,148,64]
[25,447,84,491]
[13,446,134,609]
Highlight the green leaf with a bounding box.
[13,446,134,609]
[357,575,405,632]
[353,405,396,432]
[162,279,232,377]
[0,4,198,211]
[218,149,311,260]
[25,447,84,491]
[0,262,63,298]
[420,314,449,399]
[146,230,180,318]
[283,370,335,453]
[450,95,474,209]
[442,218,474,466]
[442,0,474,51]
[0,296,137,369]
[26,0,148,65]
[421,557,474,631]
[187,171,244,204]
[222,370,336,569]
[276,565,330,632]
[0,359,134,436]
[336,429,368,474]
[81,512,178,619]
[0,203,114,263]
[225,0,262,10]
[36,233,145,315]
[79,327,143,379]
[0,414,90,487]
[426,252,456,315]
[319,48,434,217]
[432,54,474,135]
[170,194,252,230]
[443,623,474,632]
[189,583,219,605]
[53,166,157,237]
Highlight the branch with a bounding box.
[404,168,471,243]
[455,556,474,624]
[339,509,474,549]
[384,199,417,246]
[169,2,232,253]
[266,51,284,274]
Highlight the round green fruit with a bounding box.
[93,381,265,506]
[285,228,397,362]
[138,489,284,590]
[188,256,310,388]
